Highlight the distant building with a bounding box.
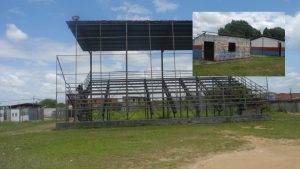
[68,98,119,108]
[251,36,285,56]
[122,96,147,112]
[0,103,44,122]
[0,107,5,122]
[193,34,251,62]
[43,108,56,120]
[273,93,300,100]
[123,96,147,105]
[89,98,118,107]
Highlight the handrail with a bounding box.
[56,56,72,94]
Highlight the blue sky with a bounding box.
[0,0,300,104]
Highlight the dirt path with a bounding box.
[185,136,300,169]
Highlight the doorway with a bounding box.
[278,42,282,56]
[204,41,214,61]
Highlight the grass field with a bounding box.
[193,55,285,76]
[0,112,299,169]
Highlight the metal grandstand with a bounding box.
[56,18,268,122]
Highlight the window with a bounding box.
[228,42,236,52]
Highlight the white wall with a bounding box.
[43,108,56,120]
[10,109,20,122]
[251,37,285,47]
[10,109,29,122]
[0,110,4,122]
[194,34,250,61]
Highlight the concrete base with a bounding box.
[56,114,271,129]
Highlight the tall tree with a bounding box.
[218,20,261,39]
[263,27,271,37]
[39,99,57,108]
[263,27,285,41]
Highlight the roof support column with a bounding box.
[172,21,176,78]
[74,20,78,122]
[126,22,129,120]
[89,51,93,120]
[148,22,153,78]
[161,50,165,118]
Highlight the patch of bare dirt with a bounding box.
[183,136,300,169]
[0,122,55,136]
[253,125,273,130]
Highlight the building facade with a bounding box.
[251,36,285,56]
[193,34,251,62]
[0,103,43,122]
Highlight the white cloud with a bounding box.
[111,1,151,20]
[116,14,151,20]
[6,24,28,42]
[8,8,25,16]
[0,39,25,59]
[286,12,300,50]
[0,74,25,88]
[153,0,178,13]
[0,27,76,104]
[287,71,298,78]
[193,12,285,37]
[111,2,151,15]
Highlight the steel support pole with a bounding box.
[195,77,200,118]
[89,51,93,120]
[74,21,78,122]
[126,22,129,120]
[99,23,102,119]
[148,22,153,79]
[55,56,58,122]
[161,50,165,118]
[172,21,176,78]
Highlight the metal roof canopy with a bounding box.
[67,20,192,51]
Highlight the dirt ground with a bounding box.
[185,136,300,169]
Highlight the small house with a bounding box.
[251,36,285,56]
[9,103,43,122]
[0,108,4,122]
[0,106,11,122]
[193,34,251,62]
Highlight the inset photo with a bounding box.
[193,12,285,76]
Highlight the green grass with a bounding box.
[91,109,239,121]
[193,55,285,76]
[0,112,299,169]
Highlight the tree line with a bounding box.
[218,20,285,41]
[39,99,65,108]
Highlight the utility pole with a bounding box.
[266,77,270,111]
[265,77,269,98]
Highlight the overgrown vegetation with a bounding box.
[193,55,285,76]
[0,112,299,169]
